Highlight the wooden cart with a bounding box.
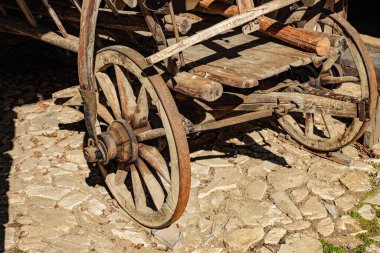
[0,0,377,228]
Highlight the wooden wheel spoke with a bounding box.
[132,87,149,128]
[114,64,137,122]
[136,128,166,142]
[138,143,170,183]
[135,158,165,210]
[322,114,338,139]
[283,115,306,137]
[115,162,130,185]
[305,113,314,138]
[95,72,122,119]
[97,103,114,125]
[322,52,341,73]
[130,163,147,210]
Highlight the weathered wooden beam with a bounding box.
[166,72,223,102]
[204,91,359,118]
[257,16,330,56]
[3,2,148,32]
[146,0,302,64]
[198,1,330,56]
[188,109,274,133]
[0,16,78,52]
[190,64,258,88]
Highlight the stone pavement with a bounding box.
[2,43,380,253]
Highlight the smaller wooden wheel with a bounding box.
[277,13,377,151]
[92,46,190,228]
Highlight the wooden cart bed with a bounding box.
[167,30,330,91]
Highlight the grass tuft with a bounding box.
[321,240,346,253]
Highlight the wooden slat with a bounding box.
[16,0,38,27]
[170,28,330,82]
[42,0,68,38]
[190,64,258,88]
[166,72,223,102]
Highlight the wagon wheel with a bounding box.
[277,13,377,151]
[93,46,190,228]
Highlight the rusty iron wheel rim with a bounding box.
[277,13,378,152]
[94,46,190,228]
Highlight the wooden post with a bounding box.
[236,0,256,34]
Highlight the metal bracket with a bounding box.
[358,98,371,122]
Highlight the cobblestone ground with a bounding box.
[2,42,380,253]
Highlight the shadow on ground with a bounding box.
[0,37,77,252]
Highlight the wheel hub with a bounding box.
[84,119,138,164]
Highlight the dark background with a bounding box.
[348,0,379,38]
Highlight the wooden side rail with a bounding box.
[145,0,302,64]
[199,0,331,56]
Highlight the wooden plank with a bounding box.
[204,91,359,118]
[167,29,329,83]
[166,72,223,102]
[146,0,301,64]
[0,16,78,52]
[190,64,258,88]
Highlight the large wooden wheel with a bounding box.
[93,46,190,228]
[277,13,377,151]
